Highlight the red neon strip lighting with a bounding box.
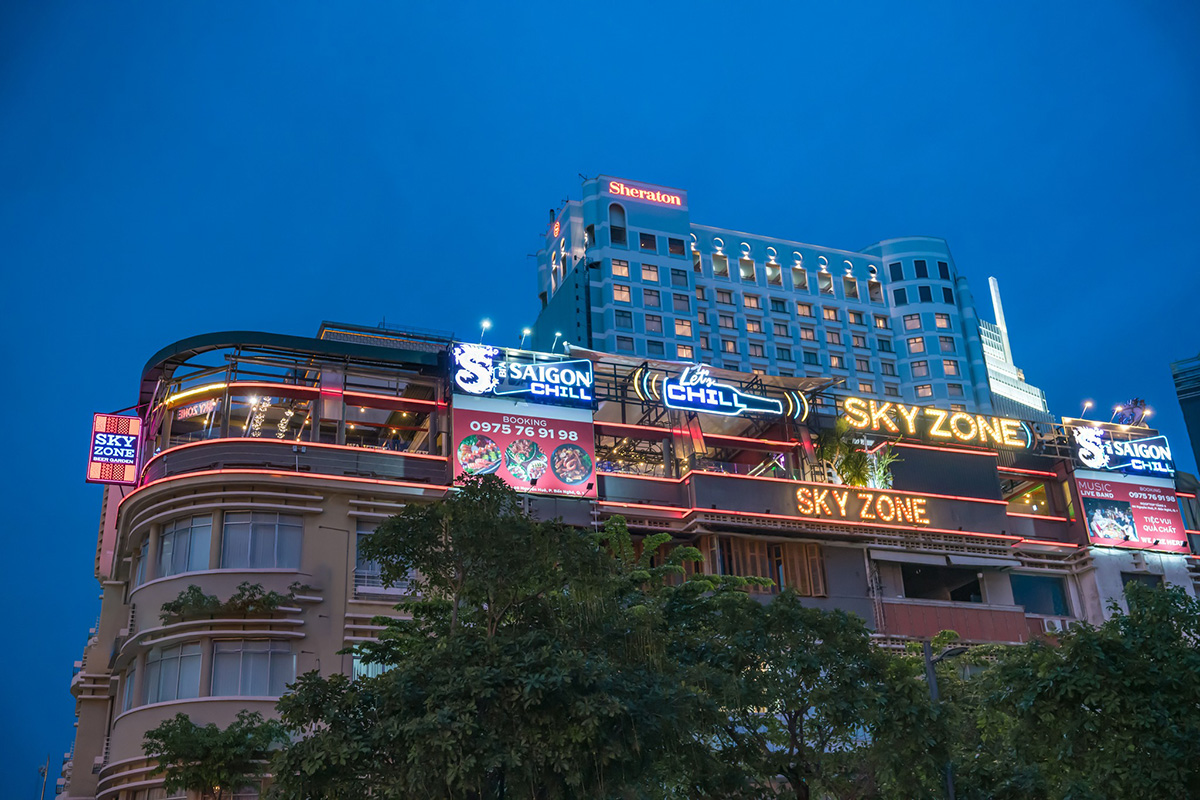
[1177,492,1197,499]
[998,467,1059,479]
[690,470,805,485]
[140,439,447,479]
[595,421,796,450]
[1012,538,1079,548]
[599,472,686,484]
[345,390,439,409]
[890,441,999,457]
[790,479,1009,506]
[1006,511,1069,522]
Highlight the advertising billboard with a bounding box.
[1075,470,1188,554]
[1069,425,1175,478]
[451,343,594,410]
[86,413,143,485]
[451,394,596,498]
[841,397,1031,449]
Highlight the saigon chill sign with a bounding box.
[452,343,594,409]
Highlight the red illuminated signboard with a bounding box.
[1075,470,1189,554]
[608,180,684,207]
[86,413,143,485]
[796,485,932,526]
[842,397,1030,449]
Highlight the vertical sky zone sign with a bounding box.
[87,413,143,485]
[451,344,594,409]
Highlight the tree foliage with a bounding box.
[143,710,287,800]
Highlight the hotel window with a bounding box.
[749,343,766,358]
[673,293,690,312]
[843,277,859,300]
[938,261,950,280]
[770,297,788,313]
[612,259,629,278]
[830,354,845,369]
[912,360,929,378]
[950,404,966,412]
[893,288,907,305]
[948,383,964,397]
[145,643,202,704]
[639,232,657,252]
[943,287,955,304]
[356,521,409,595]
[803,351,820,366]
[874,314,890,329]
[822,307,839,322]
[777,346,793,361]
[852,334,867,348]
[778,371,793,377]
[613,284,631,303]
[774,322,790,337]
[885,385,901,398]
[609,204,627,245]
[616,336,634,352]
[943,359,959,376]
[693,251,703,273]
[645,314,663,333]
[798,302,814,317]
[878,337,893,352]
[585,224,594,248]
[868,280,883,302]
[747,319,763,334]
[908,336,926,354]
[903,313,921,330]
[717,289,733,305]
[695,286,706,301]
[752,368,766,376]
[935,313,951,329]
[221,512,302,570]
[744,294,761,309]
[918,285,933,303]
[135,539,148,586]
[719,314,735,329]
[914,260,928,278]
[849,311,864,325]
[642,264,658,282]
[615,310,633,329]
[793,268,808,291]
[881,362,897,376]
[700,336,710,351]
[671,267,687,286]
[677,344,695,360]
[212,640,295,698]
[675,319,693,337]
[940,336,956,353]
[1011,574,1070,617]
[643,289,661,308]
[712,253,729,277]
[157,515,212,578]
[827,330,842,345]
[722,339,738,354]
[858,382,874,394]
[818,272,834,295]
[739,258,757,282]
[800,327,816,341]
[916,384,933,398]
[668,237,685,256]
[647,341,665,356]
[856,358,871,372]
[888,263,904,282]
[697,310,708,326]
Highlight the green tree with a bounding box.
[143,710,287,800]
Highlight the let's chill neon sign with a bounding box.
[842,397,1031,449]
[796,485,932,526]
[608,180,683,207]
[452,344,594,409]
[662,365,783,417]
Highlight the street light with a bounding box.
[923,642,968,800]
[520,328,532,349]
[551,331,562,352]
[479,319,492,343]
[1080,400,1093,419]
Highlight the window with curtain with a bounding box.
[212,640,295,697]
[157,514,212,577]
[144,642,201,704]
[221,512,302,569]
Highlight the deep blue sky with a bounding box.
[2,2,1197,790]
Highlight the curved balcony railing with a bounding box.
[142,438,448,485]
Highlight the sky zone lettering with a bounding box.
[608,181,683,206]
[796,486,931,526]
[842,397,1028,449]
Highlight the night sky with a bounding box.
[2,3,1197,790]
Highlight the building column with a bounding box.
[209,509,224,570]
[145,524,162,583]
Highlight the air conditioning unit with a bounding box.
[1042,618,1066,633]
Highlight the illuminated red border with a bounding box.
[1006,511,1069,522]
[998,466,1059,479]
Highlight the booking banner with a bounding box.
[1075,470,1189,554]
[451,394,596,498]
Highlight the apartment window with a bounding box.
[615,310,633,329]
[907,337,926,354]
[671,267,688,286]
[774,322,790,337]
[697,310,708,326]
[903,313,921,330]
[858,382,874,393]
[885,385,901,398]
[719,314,735,329]
[355,521,408,594]
[948,384,964,397]
[616,336,634,352]
[647,340,665,356]
[668,237,686,256]
[705,537,825,597]
[612,259,629,278]
[940,336,956,353]
[777,346,793,361]
[641,264,658,282]
[749,343,765,358]
[915,384,933,398]
[212,640,295,697]
[712,253,729,277]
[700,336,710,351]
[911,360,929,378]
[717,289,733,305]
[639,232,657,252]
[849,311,864,325]
[695,286,707,301]
[827,330,842,345]
[938,261,951,280]
[770,298,788,313]
[878,338,893,353]
[135,539,148,586]
[747,319,763,334]
[739,258,757,282]
[722,339,738,354]
[145,643,202,704]
[868,280,883,302]
[818,272,834,295]
[609,204,627,246]
[874,314,890,329]
[856,358,871,372]
[822,307,839,322]
[943,287,955,304]
[221,512,302,570]
[935,313,951,329]
[666,296,686,316]
[645,314,663,333]
[353,655,392,681]
[643,288,661,308]
[677,344,694,360]
[902,563,980,603]
[888,262,904,281]
[830,354,845,369]
[675,319,693,337]
[843,277,859,300]
[793,268,809,291]
[918,285,933,303]
[744,294,762,310]
[157,515,212,578]
[613,284,631,303]
[800,327,816,341]
[943,359,960,376]
[798,302,814,317]
[852,334,867,348]
[1010,574,1069,616]
[122,667,137,711]
[893,288,908,305]
[914,259,928,278]
[881,362,897,376]
[803,351,820,366]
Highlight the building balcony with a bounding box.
[879,597,1030,644]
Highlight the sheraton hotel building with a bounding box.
[61,178,1200,799]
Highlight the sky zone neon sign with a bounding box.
[608,180,683,207]
[842,397,1031,449]
[796,485,932,526]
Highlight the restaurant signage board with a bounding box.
[841,397,1031,449]
[795,484,933,527]
[1070,425,1175,478]
[451,343,594,410]
[1075,470,1188,554]
[662,365,783,417]
[86,413,143,485]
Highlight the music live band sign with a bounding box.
[842,397,1031,449]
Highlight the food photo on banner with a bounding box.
[451,394,596,498]
[1074,470,1189,554]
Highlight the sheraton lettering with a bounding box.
[608,181,683,207]
[842,397,1028,448]
[796,486,931,526]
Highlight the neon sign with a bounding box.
[608,180,683,207]
[661,365,783,417]
[552,220,561,237]
[796,485,932,526]
[1072,427,1174,478]
[842,397,1030,449]
[86,413,143,485]
[452,344,594,409]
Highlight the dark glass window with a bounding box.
[609,204,626,246]
[668,238,685,255]
[918,285,933,303]
[914,260,928,278]
[943,287,955,304]
[901,564,981,603]
[893,288,907,305]
[639,232,657,252]
[937,261,950,280]
[889,262,904,281]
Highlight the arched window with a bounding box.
[609,204,627,246]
